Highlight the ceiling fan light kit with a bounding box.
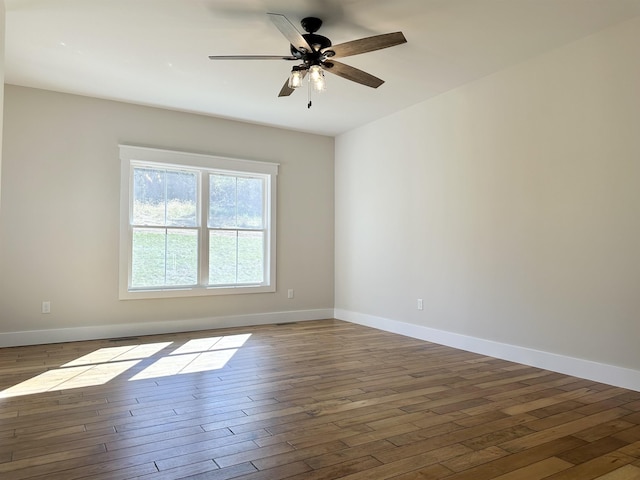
[287,66,306,89]
[209,13,407,108]
[308,65,326,92]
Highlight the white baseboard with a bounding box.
[335,309,640,392]
[0,309,335,348]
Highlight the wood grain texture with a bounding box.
[0,319,639,479]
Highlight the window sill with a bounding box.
[119,284,276,300]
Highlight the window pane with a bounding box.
[237,177,263,229]
[133,168,197,227]
[131,228,197,288]
[238,231,264,283]
[209,231,237,285]
[132,228,166,287]
[166,171,197,227]
[209,175,236,228]
[166,229,198,285]
[133,168,165,226]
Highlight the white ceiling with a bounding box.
[5,0,640,136]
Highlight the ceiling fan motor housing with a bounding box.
[290,33,332,54]
[288,16,333,66]
[301,17,323,34]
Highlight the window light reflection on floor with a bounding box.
[129,349,238,380]
[62,342,172,367]
[170,334,251,355]
[131,333,252,380]
[0,334,251,399]
[0,360,143,398]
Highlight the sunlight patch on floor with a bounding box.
[0,334,252,398]
[130,349,238,380]
[131,334,251,380]
[170,334,251,355]
[62,342,172,367]
[0,360,141,398]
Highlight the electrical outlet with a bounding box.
[417,299,423,311]
[287,289,294,299]
[42,301,51,314]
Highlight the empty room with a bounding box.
[1,1,640,479]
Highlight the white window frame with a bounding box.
[119,145,278,300]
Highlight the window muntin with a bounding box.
[119,145,277,299]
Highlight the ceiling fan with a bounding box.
[208,13,407,106]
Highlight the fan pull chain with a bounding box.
[307,78,312,109]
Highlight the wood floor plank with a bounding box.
[543,451,636,480]
[0,319,639,479]
[287,455,383,480]
[489,456,573,480]
[340,445,467,480]
[387,463,455,480]
[440,436,588,480]
[440,445,510,472]
[501,408,631,453]
[231,460,312,480]
[593,464,640,479]
[168,461,256,480]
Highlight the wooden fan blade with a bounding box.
[328,32,407,58]
[278,70,307,97]
[268,13,312,53]
[278,80,295,97]
[209,55,298,60]
[323,60,384,88]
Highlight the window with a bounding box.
[119,146,278,299]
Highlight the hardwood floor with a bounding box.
[1,319,640,479]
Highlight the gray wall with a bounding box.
[0,86,335,338]
[335,17,640,372]
[0,1,5,213]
